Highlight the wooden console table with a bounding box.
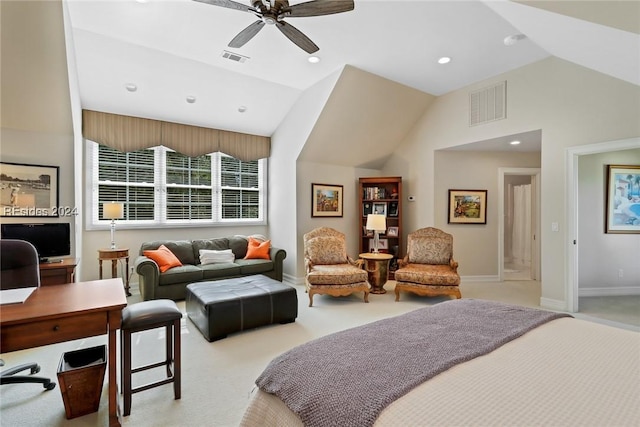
[0,279,128,426]
[39,258,78,286]
[98,248,130,296]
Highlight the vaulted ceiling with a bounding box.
[2,1,637,168]
[66,0,639,141]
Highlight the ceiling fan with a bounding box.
[195,0,355,53]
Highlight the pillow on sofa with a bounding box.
[199,249,235,265]
[244,237,271,260]
[143,245,183,272]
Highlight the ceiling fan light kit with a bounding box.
[196,0,355,53]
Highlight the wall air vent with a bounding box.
[221,50,249,63]
[469,81,506,126]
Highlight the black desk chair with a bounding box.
[0,239,56,390]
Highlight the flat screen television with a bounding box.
[1,223,71,262]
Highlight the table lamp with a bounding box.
[366,214,386,253]
[103,202,124,249]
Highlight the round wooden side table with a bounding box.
[359,252,394,294]
[98,248,131,296]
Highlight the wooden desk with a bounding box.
[98,248,130,296]
[1,279,128,426]
[39,258,78,286]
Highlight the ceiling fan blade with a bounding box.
[276,21,319,53]
[193,0,253,13]
[287,0,354,17]
[228,20,266,48]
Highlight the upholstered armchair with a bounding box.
[303,227,370,307]
[394,227,461,301]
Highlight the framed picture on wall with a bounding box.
[605,164,640,234]
[312,183,343,217]
[0,162,60,217]
[448,189,487,224]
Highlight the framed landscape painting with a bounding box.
[312,183,343,217]
[448,189,487,224]
[0,162,59,217]
[605,164,640,234]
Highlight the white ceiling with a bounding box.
[65,0,640,141]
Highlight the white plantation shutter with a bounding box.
[165,151,213,221]
[88,141,266,227]
[220,156,261,220]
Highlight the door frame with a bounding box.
[565,137,640,312]
[498,168,541,281]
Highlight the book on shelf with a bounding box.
[363,187,388,200]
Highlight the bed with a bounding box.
[240,299,639,427]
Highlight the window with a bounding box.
[87,142,266,227]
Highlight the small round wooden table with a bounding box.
[359,252,394,294]
[98,248,131,296]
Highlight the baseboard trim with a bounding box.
[540,297,566,312]
[579,286,640,297]
[284,273,304,286]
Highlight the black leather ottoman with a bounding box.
[186,275,298,341]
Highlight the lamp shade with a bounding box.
[103,202,124,220]
[366,214,386,231]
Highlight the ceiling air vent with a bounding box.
[221,50,249,63]
[469,81,506,126]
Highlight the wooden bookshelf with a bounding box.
[358,177,402,278]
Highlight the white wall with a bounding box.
[0,128,75,255]
[578,148,640,294]
[270,68,343,281]
[295,162,379,278]
[387,57,640,310]
[431,150,540,277]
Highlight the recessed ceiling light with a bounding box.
[308,56,320,64]
[510,140,521,145]
[186,96,196,104]
[504,34,527,46]
[437,57,451,64]
[238,105,247,113]
[125,83,137,92]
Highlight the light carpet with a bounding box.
[0,279,635,427]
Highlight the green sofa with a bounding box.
[134,236,286,301]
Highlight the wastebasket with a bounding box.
[57,345,107,419]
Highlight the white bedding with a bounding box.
[240,318,640,426]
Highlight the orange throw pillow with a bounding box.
[143,245,183,273]
[244,237,271,260]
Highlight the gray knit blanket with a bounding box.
[255,299,572,427]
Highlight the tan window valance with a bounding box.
[82,109,270,161]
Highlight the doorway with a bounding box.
[566,137,640,313]
[499,168,541,282]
